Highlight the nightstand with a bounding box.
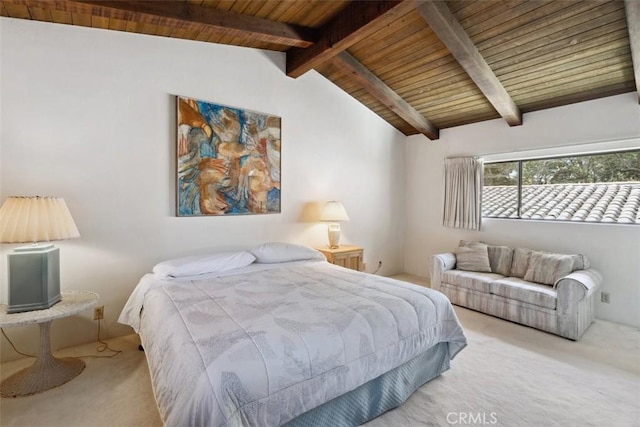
[316,245,364,271]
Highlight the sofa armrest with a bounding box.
[555,268,602,309]
[429,253,456,291]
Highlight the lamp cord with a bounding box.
[89,318,122,358]
[0,319,121,360]
[1,328,35,358]
[371,261,382,275]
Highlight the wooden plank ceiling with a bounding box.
[2,0,638,140]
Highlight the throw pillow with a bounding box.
[487,245,514,276]
[454,242,491,272]
[523,251,575,286]
[570,253,590,271]
[459,240,513,276]
[510,248,534,278]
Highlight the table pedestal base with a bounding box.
[1,321,86,398]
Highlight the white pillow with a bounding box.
[251,242,325,264]
[153,251,256,278]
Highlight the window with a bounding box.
[482,150,640,224]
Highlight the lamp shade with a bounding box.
[0,196,80,243]
[320,201,350,222]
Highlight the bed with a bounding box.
[119,244,467,426]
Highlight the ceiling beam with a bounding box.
[624,0,640,103]
[417,1,522,126]
[286,0,416,78]
[17,0,316,48]
[332,52,439,140]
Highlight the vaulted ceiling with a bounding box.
[2,0,639,139]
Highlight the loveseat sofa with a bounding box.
[429,241,602,340]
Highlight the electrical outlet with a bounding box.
[94,305,104,320]
[601,292,610,304]
[362,262,367,271]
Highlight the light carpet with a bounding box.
[1,304,638,426]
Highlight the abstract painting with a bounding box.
[176,96,281,216]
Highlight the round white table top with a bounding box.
[0,291,99,327]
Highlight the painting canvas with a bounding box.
[176,96,281,216]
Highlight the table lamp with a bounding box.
[0,196,80,313]
[320,201,350,249]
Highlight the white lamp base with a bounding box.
[327,223,341,249]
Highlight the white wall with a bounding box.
[405,93,640,327]
[0,18,407,361]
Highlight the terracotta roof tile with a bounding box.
[483,183,640,224]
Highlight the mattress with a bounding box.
[119,260,467,426]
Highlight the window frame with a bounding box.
[482,148,640,225]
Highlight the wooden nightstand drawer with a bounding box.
[316,245,364,272]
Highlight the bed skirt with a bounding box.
[285,341,450,427]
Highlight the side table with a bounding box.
[316,245,364,271]
[0,290,99,398]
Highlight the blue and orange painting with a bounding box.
[176,96,281,216]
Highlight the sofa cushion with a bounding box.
[524,251,575,286]
[459,240,513,276]
[490,277,558,309]
[454,242,491,272]
[510,248,534,278]
[570,254,590,270]
[511,248,589,281]
[442,270,504,293]
[487,245,514,276]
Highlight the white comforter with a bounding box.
[119,261,466,426]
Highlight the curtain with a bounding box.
[443,157,483,230]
